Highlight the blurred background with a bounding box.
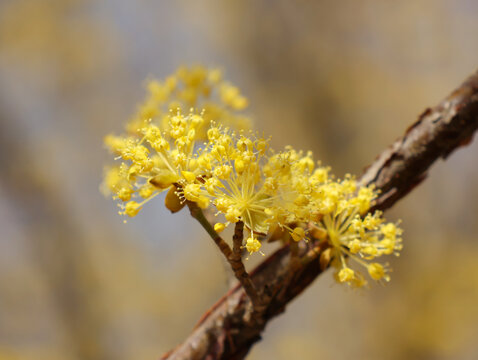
[1,1,478,359]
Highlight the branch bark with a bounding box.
[162,70,478,360]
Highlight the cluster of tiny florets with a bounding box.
[126,65,251,139]
[102,66,403,287]
[307,177,403,287]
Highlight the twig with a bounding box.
[187,201,233,259]
[230,221,264,314]
[187,202,262,312]
[163,70,478,360]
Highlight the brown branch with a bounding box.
[163,70,478,360]
[359,71,478,210]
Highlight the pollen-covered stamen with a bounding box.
[118,190,161,219]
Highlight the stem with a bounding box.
[231,222,264,314]
[187,201,233,258]
[187,202,262,310]
[289,240,300,271]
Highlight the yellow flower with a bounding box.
[368,263,389,281]
[309,176,403,287]
[245,236,262,254]
[214,223,226,233]
[291,227,305,242]
[121,201,142,217]
[338,267,355,283]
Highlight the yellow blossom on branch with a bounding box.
[102,65,403,287]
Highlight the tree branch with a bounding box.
[359,71,478,210]
[162,70,478,360]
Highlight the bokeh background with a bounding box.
[1,1,478,359]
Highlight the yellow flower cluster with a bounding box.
[127,65,251,139]
[307,177,403,287]
[102,66,403,287]
[103,108,211,217]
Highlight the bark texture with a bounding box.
[161,70,478,360]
